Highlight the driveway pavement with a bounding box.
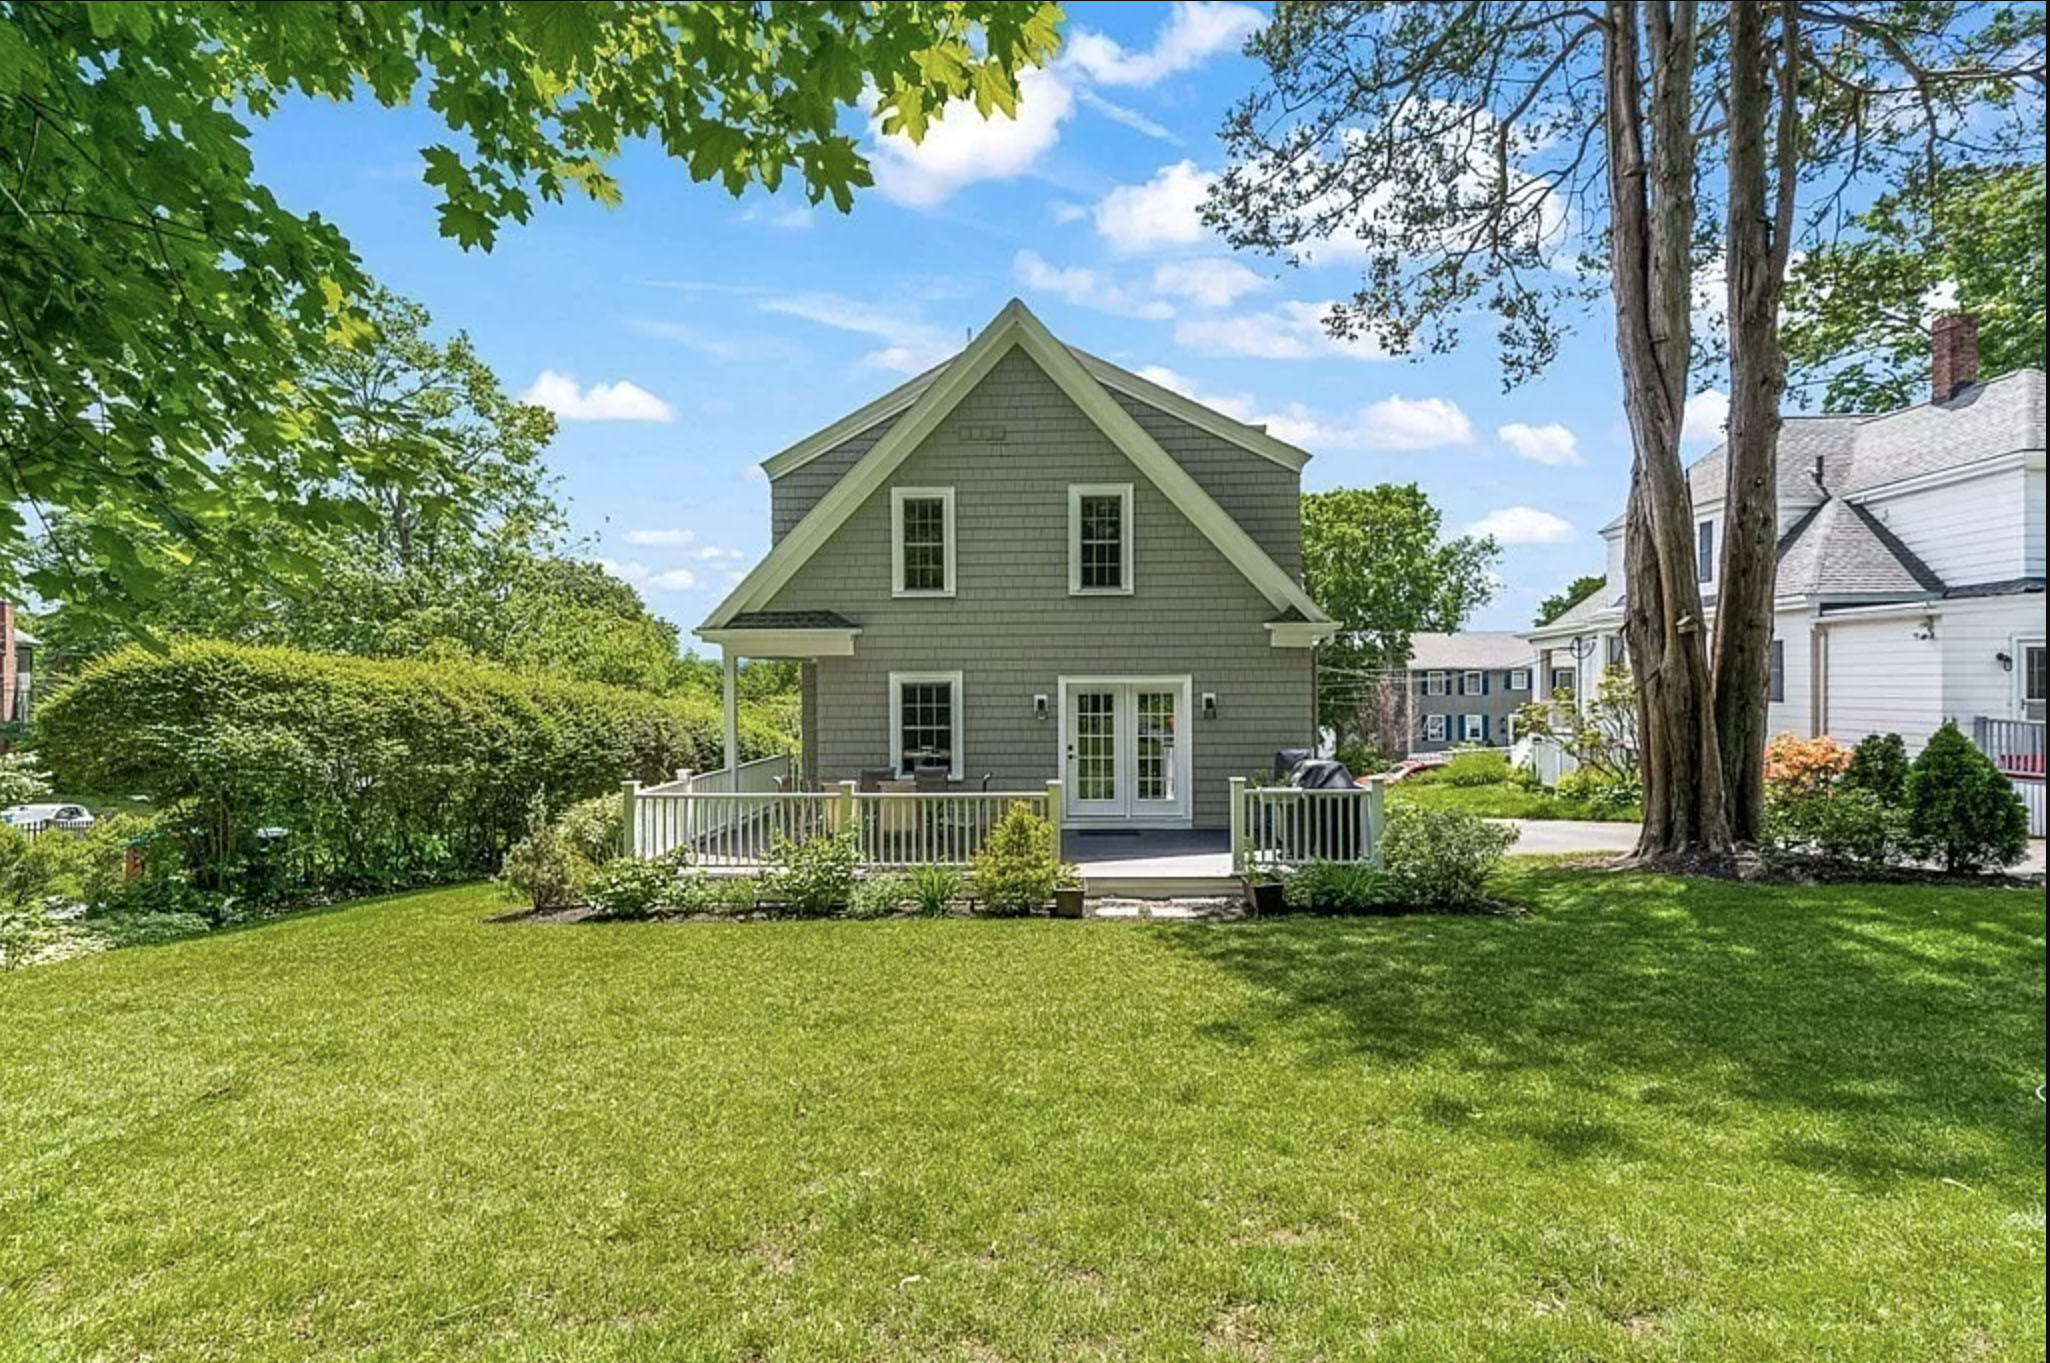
[1504,820,2048,874]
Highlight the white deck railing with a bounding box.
[1230,776,1388,871]
[1971,717,2045,837]
[626,774,1060,869]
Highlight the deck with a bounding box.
[1066,828,1237,897]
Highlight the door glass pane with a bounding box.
[1135,690,1175,801]
[1075,691,1117,801]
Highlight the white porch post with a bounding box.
[721,647,740,774]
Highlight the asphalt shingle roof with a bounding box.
[1406,632,1538,671]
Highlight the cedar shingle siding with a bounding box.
[762,348,1313,827]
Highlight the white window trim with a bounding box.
[890,486,956,598]
[888,671,964,780]
[1068,483,1134,596]
[1697,518,1716,585]
[1424,713,1447,742]
[2015,634,2046,709]
[1461,713,1486,743]
[1508,668,1531,691]
[1425,670,1449,697]
[1462,670,1484,695]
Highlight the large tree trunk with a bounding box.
[1714,1,1801,845]
[1605,0,1731,865]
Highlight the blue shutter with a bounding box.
[1482,713,1491,742]
[1482,672,1491,696]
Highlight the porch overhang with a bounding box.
[695,610,861,659]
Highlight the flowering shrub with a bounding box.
[1764,733,1852,799]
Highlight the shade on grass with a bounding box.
[1,867,2042,1361]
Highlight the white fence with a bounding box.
[628,771,1059,869]
[1973,716,2046,838]
[1230,776,1388,871]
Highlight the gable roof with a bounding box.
[1773,498,1945,597]
[703,299,1332,632]
[1407,632,1537,671]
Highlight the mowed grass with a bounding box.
[1390,780,1640,822]
[1,869,2043,1362]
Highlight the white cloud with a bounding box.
[1093,160,1215,253]
[1065,2,1265,87]
[624,528,697,548]
[1173,299,1389,361]
[520,371,674,423]
[1135,367,1471,454]
[758,293,958,374]
[739,200,815,230]
[869,66,1074,208]
[1077,90,1180,144]
[1050,200,1089,225]
[599,559,699,592]
[697,545,747,563]
[628,319,800,362]
[1683,388,1730,444]
[1497,422,1582,466]
[1465,506,1578,544]
[1152,258,1267,308]
[1012,250,1173,319]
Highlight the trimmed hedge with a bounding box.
[37,641,790,896]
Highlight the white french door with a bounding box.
[1058,677,1192,827]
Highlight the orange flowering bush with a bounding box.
[1763,733,1852,798]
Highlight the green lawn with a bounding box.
[2,870,2043,1362]
[1390,780,1641,821]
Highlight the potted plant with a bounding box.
[1240,841,1285,917]
[1052,863,1086,918]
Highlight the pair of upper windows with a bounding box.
[890,484,1132,597]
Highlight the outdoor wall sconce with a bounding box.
[1201,692,1218,720]
[1997,651,2014,672]
[1033,693,1049,720]
[1912,615,1937,641]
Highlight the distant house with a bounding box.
[1,601,33,725]
[1404,632,1537,751]
[695,300,1337,833]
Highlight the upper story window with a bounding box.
[1607,633,1628,667]
[1424,670,1449,697]
[1697,519,1716,584]
[891,487,955,597]
[1768,638,1785,703]
[1461,670,1484,695]
[1508,668,1531,691]
[1069,484,1133,595]
[1551,667,1576,697]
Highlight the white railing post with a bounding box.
[1044,780,1064,862]
[1228,776,1247,873]
[621,780,642,858]
[1366,776,1387,867]
[835,779,858,840]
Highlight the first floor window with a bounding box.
[1606,633,1627,667]
[1767,638,1786,703]
[1424,713,1447,742]
[1461,713,1486,743]
[890,672,963,778]
[1697,519,1716,583]
[2025,642,2046,707]
[1551,667,1576,697]
[891,487,955,596]
[1069,484,1133,593]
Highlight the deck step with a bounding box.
[1083,874,1243,900]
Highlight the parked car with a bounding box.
[2,802,96,835]
[1375,756,1450,785]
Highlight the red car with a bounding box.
[1372,755,1451,785]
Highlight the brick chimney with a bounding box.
[1931,313,1979,402]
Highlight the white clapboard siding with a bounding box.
[1860,467,2031,587]
[1821,616,1944,747]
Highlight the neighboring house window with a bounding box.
[1462,670,1484,695]
[1606,633,1627,667]
[1425,670,1449,697]
[2024,641,2046,709]
[1068,484,1133,594]
[889,671,963,779]
[1424,713,1447,742]
[1551,667,1576,697]
[1508,668,1531,691]
[891,487,955,597]
[1697,519,1715,583]
[1768,638,1785,704]
[1461,713,1485,743]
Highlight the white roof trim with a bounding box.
[1845,448,2036,504]
[1071,348,1312,471]
[1265,621,1338,648]
[702,299,1332,631]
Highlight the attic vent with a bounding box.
[956,423,1007,443]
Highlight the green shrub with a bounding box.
[0,750,54,807]
[1767,782,1906,864]
[1843,732,1910,807]
[1282,860,1389,914]
[1335,740,1391,775]
[767,832,859,917]
[1441,750,1512,787]
[1377,805,1515,910]
[498,799,587,911]
[671,873,762,916]
[907,864,962,917]
[35,641,793,901]
[1904,721,2029,873]
[585,851,690,919]
[556,796,627,867]
[1555,767,1644,817]
[847,873,913,920]
[970,802,1060,916]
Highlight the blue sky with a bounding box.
[247,0,1731,637]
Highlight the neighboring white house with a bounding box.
[1528,318,2045,825]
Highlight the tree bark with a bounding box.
[1714,0,1801,845]
[1605,0,1731,864]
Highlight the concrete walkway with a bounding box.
[1502,820,2048,874]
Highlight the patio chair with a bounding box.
[911,765,951,794]
[857,767,897,793]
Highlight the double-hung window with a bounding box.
[1424,713,1447,742]
[1424,670,1449,697]
[892,487,955,597]
[1508,668,1531,691]
[889,671,963,779]
[1697,519,1716,584]
[1068,484,1133,594]
[1461,713,1486,743]
[1462,670,1484,695]
[1767,638,1785,703]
